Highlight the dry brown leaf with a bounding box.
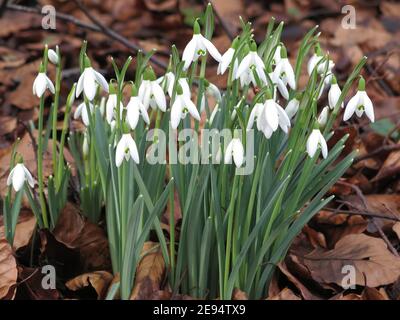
[232,288,248,300]
[0,239,17,300]
[278,260,322,300]
[373,148,400,182]
[130,241,165,300]
[267,288,301,300]
[345,194,400,220]
[66,271,113,300]
[301,234,400,287]
[0,210,36,250]
[393,222,400,240]
[53,202,111,272]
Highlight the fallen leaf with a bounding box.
[66,271,113,300]
[0,239,17,299]
[267,288,301,300]
[232,288,248,300]
[53,202,111,272]
[373,147,400,182]
[0,210,36,250]
[130,241,165,300]
[300,234,400,287]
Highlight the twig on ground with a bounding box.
[5,3,167,69]
[354,143,400,163]
[337,181,399,256]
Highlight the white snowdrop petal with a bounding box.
[182,37,197,70]
[343,93,360,121]
[151,82,167,112]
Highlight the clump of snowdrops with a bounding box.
[4,4,374,299]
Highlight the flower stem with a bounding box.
[38,96,49,229]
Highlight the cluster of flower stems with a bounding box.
[3,5,373,299]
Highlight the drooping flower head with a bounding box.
[170,84,200,129]
[7,157,35,192]
[306,126,328,159]
[273,45,296,91]
[182,19,222,71]
[125,83,150,130]
[224,136,245,168]
[217,36,240,75]
[235,41,267,86]
[343,76,374,123]
[106,81,124,124]
[115,133,140,167]
[139,66,167,112]
[32,62,55,98]
[76,55,109,101]
[328,76,343,110]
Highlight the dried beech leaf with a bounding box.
[130,242,165,300]
[301,234,400,287]
[0,239,17,300]
[66,271,113,300]
[267,288,301,300]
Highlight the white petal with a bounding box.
[6,167,15,187]
[74,103,83,120]
[307,130,319,158]
[361,92,375,122]
[45,75,55,94]
[343,92,360,121]
[93,70,109,92]
[247,104,260,130]
[126,98,140,129]
[232,139,244,168]
[170,99,183,129]
[83,68,97,101]
[276,77,289,100]
[283,59,296,89]
[319,132,328,159]
[183,95,200,121]
[264,100,279,131]
[34,74,47,98]
[126,135,140,164]
[151,82,167,112]
[76,73,84,98]
[201,36,222,62]
[219,48,234,75]
[182,37,197,70]
[12,164,26,192]
[115,136,127,167]
[235,54,252,79]
[285,99,299,119]
[224,140,234,164]
[276,104,291,129]
[23,166,35,188]
[328,84,342,109]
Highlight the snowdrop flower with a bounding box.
[344,77,374,122]
[272,44,282,65]
[246,103,264,131]
[74,102,94,126]
[307,46,335,85]
[182,20,222,70]
[48,48,59,65]
[268,70,289,100]
[285,95,301,119]
[273,46,296,90]
[224,137,244,168]
[200,80,222,113]
[328,76,343,110]
[32,68,55,98]
[170,85,200,129]
[318,106,329,127]
[258,98,291,138]
[157,72,175,97]
[7,162,34,192]
[106,85,124,124]
[139,66,167,112]
[76,56,108,101]
[115,133,139,167]
[235,41,267,85]
[217,37,239,75]
[126,85,150,130]
[307,128,328,159]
